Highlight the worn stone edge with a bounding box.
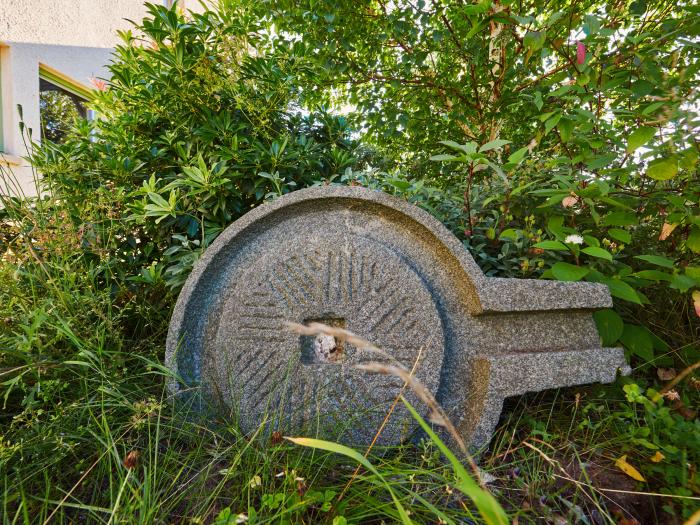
[468,347,631,449]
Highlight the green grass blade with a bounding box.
[401,398,508,525]
[285,437,415,524]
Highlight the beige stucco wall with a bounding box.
[0,0,207,47]
[0,0,209,196]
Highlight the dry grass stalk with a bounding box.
[651,360,700,403]
[285,321,483,485]
[337,347,424,503]
[285,321,388,359]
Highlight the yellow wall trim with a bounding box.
[39,63,94,100]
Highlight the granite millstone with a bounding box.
[166,185,630,447]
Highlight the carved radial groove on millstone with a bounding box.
[167,185,629,448]
[206,241,443,445]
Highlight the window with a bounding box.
[0,53,4,152]
[38,65,92,144]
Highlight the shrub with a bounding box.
[30,3,368,290]
[277,0,699,369]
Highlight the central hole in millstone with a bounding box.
[299,317,346,365]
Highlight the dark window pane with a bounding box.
[40,78,86,143]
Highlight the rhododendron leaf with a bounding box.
[687,226,700,254]
[670,274,696,292]
[603,279,643,304]
[479,139,511,153]
[608,228,631,244]
[621,324,654,361]
[633,270,672,282]
[533,240,568,251]
[603,212,638,227]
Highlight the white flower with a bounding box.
[565,234,584,245]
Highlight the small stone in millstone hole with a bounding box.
[314,334,341,362]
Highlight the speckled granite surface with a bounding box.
[166,186,629,447]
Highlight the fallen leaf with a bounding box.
[123,450,140,470]
[650,451,665,463]
[672,399,697,421]
[657,367,676,381]
[659,222,677,240]
[693,290,700,318]
[616,518,640,525]
[614,455,646,482]
[249,475,261,488]
[663,389,680,401]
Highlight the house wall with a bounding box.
[0,0,208,196]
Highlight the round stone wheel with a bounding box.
[167,186,462,445]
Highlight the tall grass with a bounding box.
[2,170,505,523]
[2,157,697,523]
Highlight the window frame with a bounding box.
[38,64,93,102]
[0,50,4,153]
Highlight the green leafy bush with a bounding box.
[2,1,698,521]
[276,0,699,367]
[31,3,367,290]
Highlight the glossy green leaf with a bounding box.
[603,212,638,227]
[603,279,643,304]
[429,154,459,162]
[626,126,656,153]
[633,270,672,282]
[608,228,631,244]
[620,324,654,361]
[507,146,529,164]
[439,140,477,154]
[593,309,624,346]
[582,246,613,261]
[523,30,546,51]
[670,274,696,292]
[499,228,519,240]
[551,262,590,281]
[687,226,700,253]
[557,118,574,142]
[647,157,678,181]
[634,255,675,268]
[685,266,700,281]
[533,240,569,251]
[544,114,562,135]
[479,139,511,153]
